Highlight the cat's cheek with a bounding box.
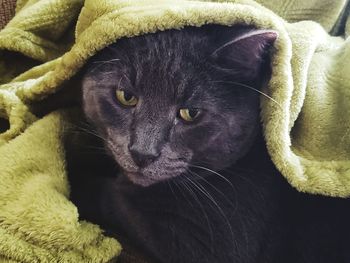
[82,90,102,123]
[104,129,139,172]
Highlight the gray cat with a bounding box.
[68,24,350,263]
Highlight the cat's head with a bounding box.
[81,25,277,186]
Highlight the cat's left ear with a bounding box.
[211,29,278,80]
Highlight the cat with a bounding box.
[68,24,350,263]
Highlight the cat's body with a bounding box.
[68,25,350,263]
[69,131,350,263]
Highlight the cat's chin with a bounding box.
[125,171,159,187]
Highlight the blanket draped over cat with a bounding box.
[0,0,349,261]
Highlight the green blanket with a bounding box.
[0,0,349,261]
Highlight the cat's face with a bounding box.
[81,25,276,186]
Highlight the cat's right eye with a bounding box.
[178,108,201,122]
[115,89,138,107]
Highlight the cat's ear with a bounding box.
[210,29,278,80]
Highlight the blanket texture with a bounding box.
[0,0,349,261]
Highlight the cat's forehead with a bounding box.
[102,32,211,99]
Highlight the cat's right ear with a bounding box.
[210,29,277,80]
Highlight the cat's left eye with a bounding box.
[116,89,138,107]
[179,108,201,122]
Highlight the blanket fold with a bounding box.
[0,0,349,261]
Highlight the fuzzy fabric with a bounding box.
[0,0,349,261]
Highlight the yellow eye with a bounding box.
[116,90,138,106]
[179,108,200,122]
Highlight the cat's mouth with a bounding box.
[122,165,188,187]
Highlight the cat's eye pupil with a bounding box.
[188,109,198,118]
[124,92,133,101]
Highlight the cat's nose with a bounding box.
[128,144,160,167]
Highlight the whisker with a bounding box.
[80,146,109,155]
[70,123,108,143]
[185,176,236,251]
[92,58,121,64]
[167,181,179,202]
[220,167,266,205]
[210,80,282,109]
[187,168,238,215]
[172,179,193,208]
[180,180,215,252]
[89,58,121,73]
[189,164,236,192]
